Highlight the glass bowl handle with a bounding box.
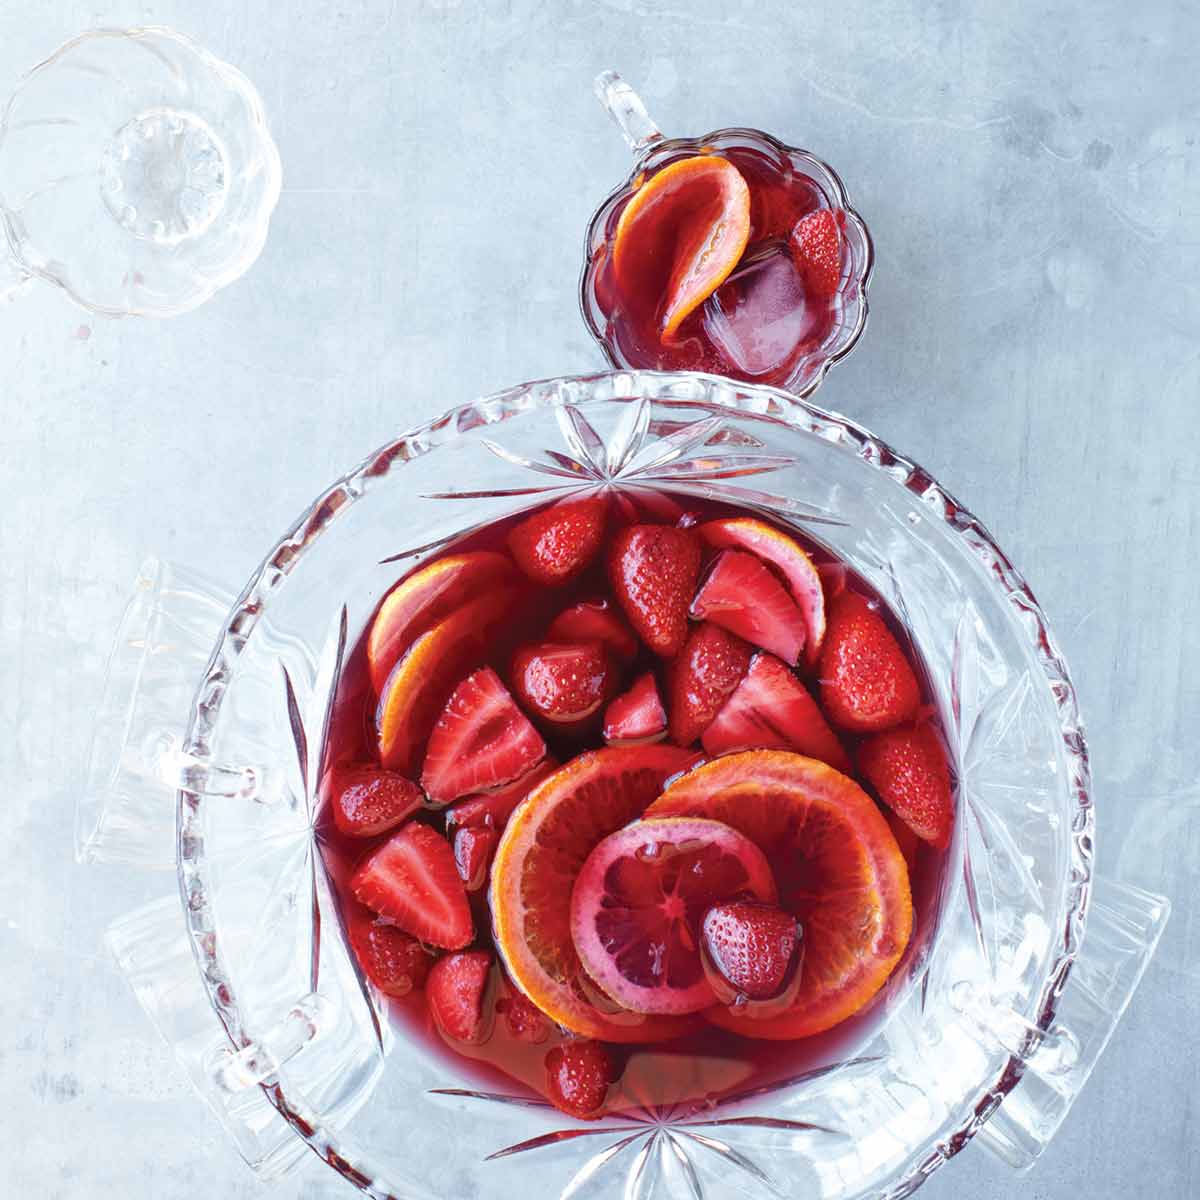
[76,557,286,869]
[963,874,1170,1169]
[594,70,664,155]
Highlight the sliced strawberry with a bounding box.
[547,598,639,663]
[511,641,615,728]
[608,524,701,657]
[690,549,806,666]
[453,825,500,891]
[420,667,546,806]
[347,908,434,997]
[789,208,843,298]
[444,758,560,833]
[428,950,493,1043]
[498,988,551,1044]
[509,496,606,586]
[544,1040,613,1119]
[669,622,752,746]
[819,591,920,733]
[858,721,954,849]
[702,652,849,770]
[351,822,473,949]
[327,764,423,839]
[701,902,801,1001]
[603,671,667,745]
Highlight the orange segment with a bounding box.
[376,590,515,775]
[647,750,911,1039]
[613,155,751,341]
[490,745,702,1042]
[367,552,516,695]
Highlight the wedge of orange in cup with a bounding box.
[613,155,751,341]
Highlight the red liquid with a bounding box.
[584,140,850,389]
[318,494,952,1118]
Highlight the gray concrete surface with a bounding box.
[1,1,1197,1197]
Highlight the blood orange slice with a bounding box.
[570,817,776,1016]
[367,552,515,695]
[613,155,751,341]
[647,750,911,1039]
[490,745,702,1041]
[376,590,515,775]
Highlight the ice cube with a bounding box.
[702,242,818,378]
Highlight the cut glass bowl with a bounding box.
[80,370,1168,1198]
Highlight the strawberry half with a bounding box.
[608,524,701,657]
[702,652,849,770]
[498,988,551,1044]
[789,208,843,298]
[668,622,752,746]
[509,496,606,586]
[544,1040,613,1119]
[511,641,614,728]
[327,764,423,839]
[690,549,806,666]
[858,721,954,849]
[701,902,801,1001]
[428,950,493,1043]
[818,591,920,733]
[444,758,560,833]
[347,908,434,997]
[603,671,667,744]
[453,825,500,891]
[351,822,473,949]
[547,597,639,663]
[420,667,546,806]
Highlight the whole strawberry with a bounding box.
[818,591,919,733]
[858,721,954,849]
[701,901,801,1001]
[544,1040,613,1119]
[789,208,843,298]
[509,496,606,585]
[608,524,701,657]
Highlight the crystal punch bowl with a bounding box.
[79,371,1168,1199]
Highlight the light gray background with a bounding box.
[2,1,1197,1197]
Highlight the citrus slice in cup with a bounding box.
[490,745,701,1041]
[647,750,912,1039]
[613,155,751,341]
[570,816,776,1016]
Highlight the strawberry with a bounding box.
[668,622,752,746]
[789,208,843,298]
[511,641,614,728]
[603,671,667,744]
[498,988,551,1044]
[351,822,474,949]
[421,667,546,806]
[608,524,701,657]
[509,496,606,586]
[544,1040,613,1119]
[453,825,500,891]
[444,758,559,833]
[702,652,849,770]
[428,950,493,1043]
[818,591,920,733]
[547,597,639,663]
[690,549,806,666]
[858,721,954,849]
[327,764,423,838]
[701,902,800,1000]
[346,908,434,997]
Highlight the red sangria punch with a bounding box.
[319,492,954,1120]
[581,131,872,394]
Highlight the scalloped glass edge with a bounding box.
[578,131,875,400]
[172,369,1095,1197]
